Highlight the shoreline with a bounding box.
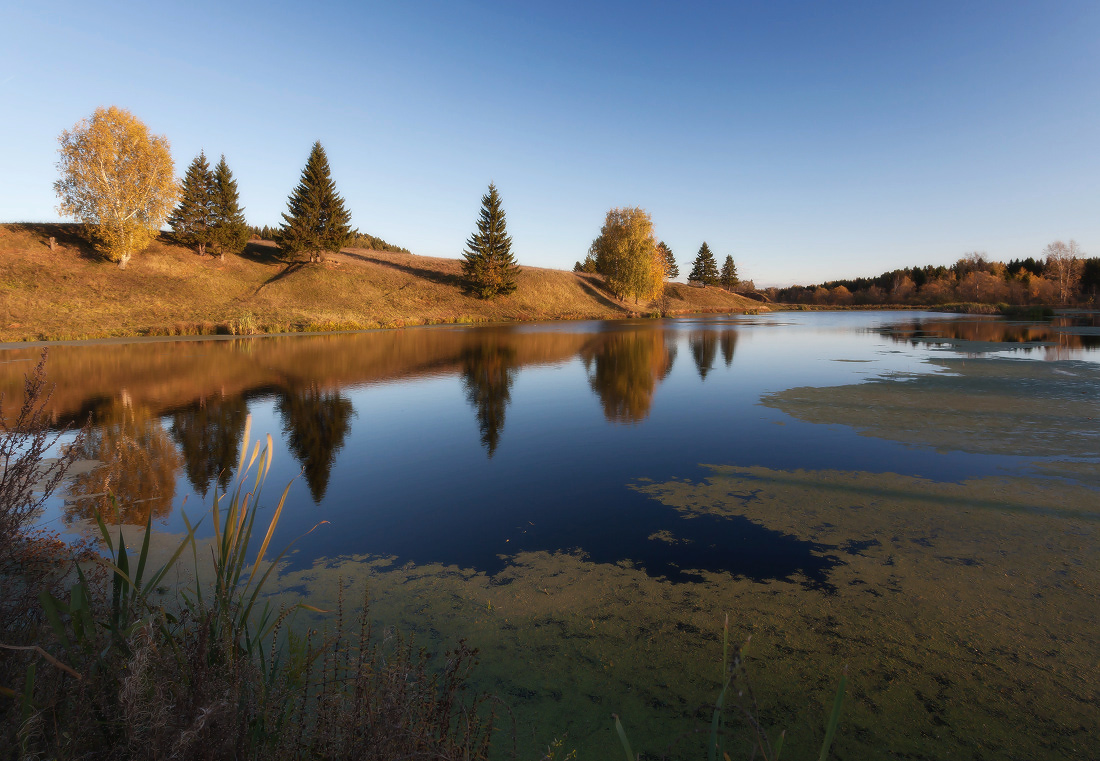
[0,305,771,350]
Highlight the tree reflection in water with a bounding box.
[582,329,676,424]
[460,342,519,458]
[277,386,355,503]
[66,398,182,526]
[689,330,719,380]
[720,328,739,367]
[169,395,248,497]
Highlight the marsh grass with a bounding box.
[0,387,497,758]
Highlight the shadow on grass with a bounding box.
[254,261,308,294]
[574,273,629,312]
[239,240,287,265]
[9,222,102,262]
[342,250,466,289]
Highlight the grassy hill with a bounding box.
[0,223,766,343]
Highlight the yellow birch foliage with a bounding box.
[54,106,177,268]
[590,207,664,304]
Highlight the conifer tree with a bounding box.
[462,183,519,299]
[688,242,720,286]
[168,151,215,256]
[720,254,740,291]
[280,142,352,263]
[657,241,678,279]
[209,155,250,261]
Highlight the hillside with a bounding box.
[0,223,766,343]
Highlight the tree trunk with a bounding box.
[49,236,56,251]
[198,243,206,257]
[117,253,131,269]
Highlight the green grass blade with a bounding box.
[38,591,72,652]
[239,520,328,633]
[709,679,730,761]
[115,531,130,620]
[133,511,153,591]
[72,568,95,643]
[236,414,252,475]
[817,675,847,761]
[143,513,201,595]
[20,662,36,725]
[93,508,114,553]
[246,479,292,589]
[774,730,786,760]
[612,714,635,761]
[722,612,729,681]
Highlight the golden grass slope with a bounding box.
[0,223,765,342]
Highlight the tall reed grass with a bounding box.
[1,399,496,759]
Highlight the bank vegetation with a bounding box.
[0,223,763,344]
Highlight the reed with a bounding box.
[2,401,495,759]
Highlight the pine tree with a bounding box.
[657,241,678,279]
[168,151,215,256]
[280,142,352,263]
[209,155,250,261]
[688,242,720,286]
[462,183,519,299]
[720,254,740,291]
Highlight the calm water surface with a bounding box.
[5,311,1098,760]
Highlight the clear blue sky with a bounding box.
[3,1,1098,285]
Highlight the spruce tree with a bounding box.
[168,151,215,256]
[209,155,250,261]
[280,142,352,263]
[720,254,740,291]
[462,183,519,299]
[688,242,720,286]
[658,241,678,278]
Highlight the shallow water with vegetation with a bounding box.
[5,310,1098,759]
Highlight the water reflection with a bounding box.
[12,313,1096,761]
[460,341,520,457]
[689,330,719,380]
[169,395,248,497]
[720,328,739,367]
[66,398,181,526]
[581,330,676,424]
[883,315,1100,355]
[277,387,355,503]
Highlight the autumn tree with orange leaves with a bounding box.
[54,106,177,268]
[590,207,665,305]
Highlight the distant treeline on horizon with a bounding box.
[248,225,410,254]
[769,250,1100,307]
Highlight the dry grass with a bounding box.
[0,223,765,343]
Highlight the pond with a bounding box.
[4,310,1098,760]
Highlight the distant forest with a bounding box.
[248,225,410,254]
[769,251,1100,307]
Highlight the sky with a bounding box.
[2,0,1098,286]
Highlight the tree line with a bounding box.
[52,106,753,306]
[52,108,407,269]
[248,225,410,254]
[573,213,749,303]
[772,246,1099,307]
[51,106,525,299]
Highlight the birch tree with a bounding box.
[54,106,177,268]
[590,207,664,304]
[1043,240,1084,304]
